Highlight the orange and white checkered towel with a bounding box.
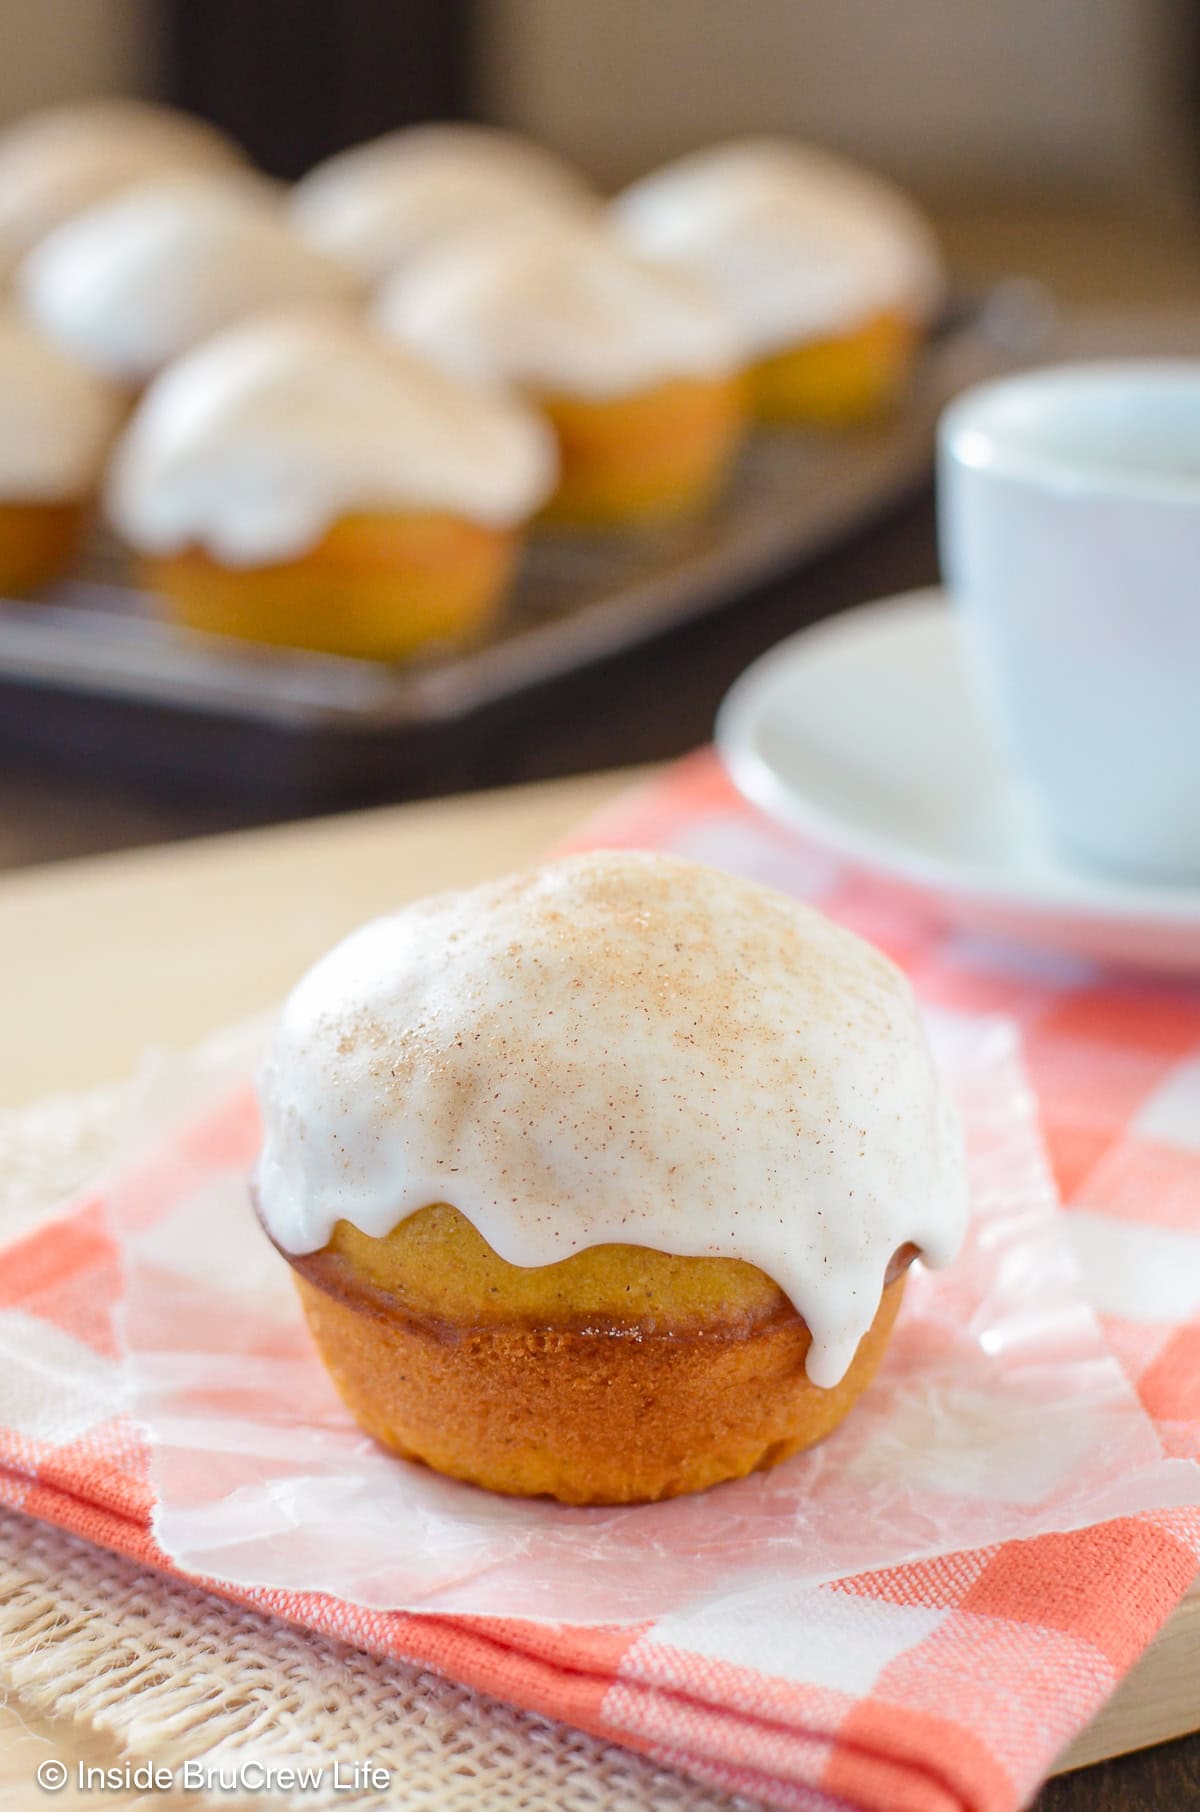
[2,750,1199,1812]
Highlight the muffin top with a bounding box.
[291,122,595,287]
[0,98,244,284]
[612,138,943,356]
[17,172,357,386]
[255,850,968,1387]
[105,312,558,564]
[375,219,743,400]
[0,312,122,500]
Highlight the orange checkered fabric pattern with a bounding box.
[1,750,1198,1812]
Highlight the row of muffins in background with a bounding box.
[0,97,943,663]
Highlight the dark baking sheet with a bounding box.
[0,290,1051,802]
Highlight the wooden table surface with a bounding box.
[2,767,1198,1810]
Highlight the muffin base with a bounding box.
[536,374,746,528]
[287,1252,907,1505]
[750,309,919,425]
[0,499,86,594]
[141,511,520,662]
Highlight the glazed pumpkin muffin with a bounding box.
[105,313,556,661]
[17,172,356,389]
[254,852,968,1504]
[612,139,943,425]
[0,98,244,286]
[0,313,122,594]
[290,121,596,287]
[375,221,747,527]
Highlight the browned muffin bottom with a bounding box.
[272,1201,913,1505]
[0,498,88,593]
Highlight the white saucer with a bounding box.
[716,589,1200,975]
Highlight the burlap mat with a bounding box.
[0,1075,750,1812]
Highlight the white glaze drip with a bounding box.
[17,173,357,385]
[255,852,968,1388]
[291,123,596,286]
[612,138,943,356]
[375,220,742,399]
[0,312,122,498]
[105,312,558,564]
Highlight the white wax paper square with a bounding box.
[93,1010,1198,1625]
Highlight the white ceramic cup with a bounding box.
[939,360,1200,881]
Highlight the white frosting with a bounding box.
[0,99,243,284]
[0,313,121,498]
[106,313,558,563]
[255,852,968,1389]
[291,123,596,286]
[375,220,742,399]
[612,139,943,356]
[18,173,357,385]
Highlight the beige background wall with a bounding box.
[0,0,1189,214]
[0,0,155,124]
[479,0,1188,204]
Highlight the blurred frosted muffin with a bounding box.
[291,122,595,287]
[0,314,121,594]
[613,139,943,424]
[17,173,356,389]
[255,851,968,1504]
[0,98,244,286]
[377,222,746,526]
[105,312,556,660]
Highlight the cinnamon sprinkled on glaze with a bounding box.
[255,852,967,1386]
